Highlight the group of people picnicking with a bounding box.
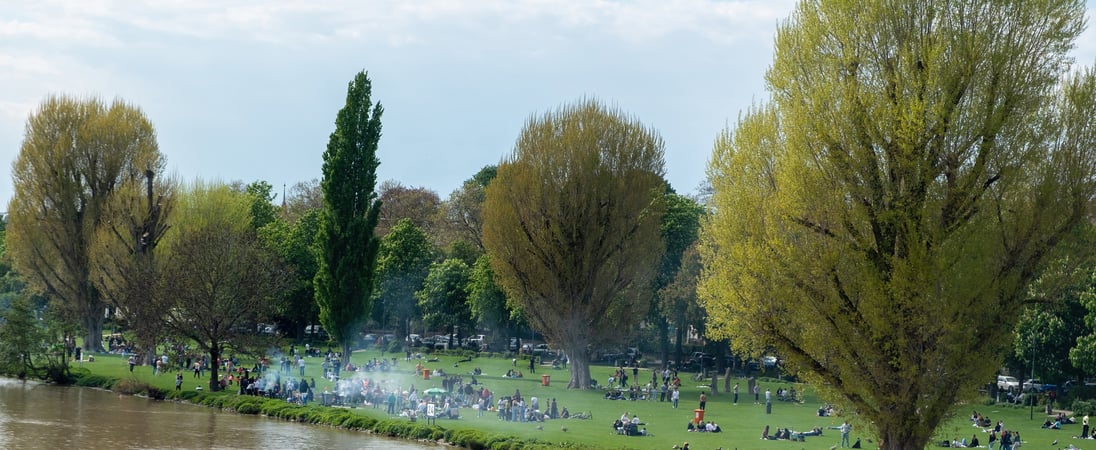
[613,411,650,436]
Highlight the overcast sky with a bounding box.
[2,1,1094,208]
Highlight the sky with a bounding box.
[2,1,1095,208]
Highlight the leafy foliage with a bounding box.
[483,98,667,388]
[700,1,1096,448]
[375,218,434,338]
[7,95,165,352]
[314,71,384,364]
[416,258,474,339]
[156,182,290,390]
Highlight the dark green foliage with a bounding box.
[73,374,114,388]
[314,71,384,364]
[0,296,49,379]
[1071,399,1096,416]
[375,218,433,339]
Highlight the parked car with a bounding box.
[433,335,451,349]
[532,344,556,357]
[1022,379,1045,392]
[304,325,328,340]
[406,334,422,347]
[997,375,1020,391]
[361,333,378,347]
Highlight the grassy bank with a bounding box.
[64,349,1077,449]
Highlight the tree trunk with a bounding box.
[657,316,670,370]
[82,315,104,353]
[341,340,352,367]
[724,368,731,392]
[568,352,591,389]
[673,319,685,367]
[710,373,719,394]
[208,344,221,392]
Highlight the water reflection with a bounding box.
[0,378,438,449]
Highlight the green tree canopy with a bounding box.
[7,95,165,352]
[468,254,521,343]
[699,1,1096,448]
[375,218,434,339]
[157,181,289,391]
[416,258,474,344]
[483,98,666,389]
[314,71,384,364]
[258,208,321,340]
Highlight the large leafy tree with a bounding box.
[314,71,384,365]
[699,1,1096,448]
[483,99,667,389]
[0,296,48,380]
[375,181,442,240]
[90,169,175,364]
[416,258,474,346]
[242,180,279,231]
[375,218,434,339]
[156,182,289,391]
[8,95,165,352]
[468,254,526,348]
[651,191,705,366]
[443,165,497,251]
[258,209,321,340]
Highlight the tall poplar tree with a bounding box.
[314,71,384,364]
[483,99,666,389]
[700,1,1096,448]
[8,95,165,352]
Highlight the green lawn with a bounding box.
[75,348,1083,449]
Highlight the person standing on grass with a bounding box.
[672,387,680,408]
[754,384,761,404]
[175,372,183,391]
[699,392,707,410]
[733,383,739,405]
[839,420,851,448]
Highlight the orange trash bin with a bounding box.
[693,409,705,424]
[423,368,430,380]
[541,374,550,386]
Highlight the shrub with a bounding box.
[386,340,403,353]
[1072,399,1096,416]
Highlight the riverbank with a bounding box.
[59,349,1054,449]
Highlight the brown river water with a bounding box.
[0,378,441,449]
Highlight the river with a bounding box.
[0,378,440,449]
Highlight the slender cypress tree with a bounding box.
[314,71,384,364]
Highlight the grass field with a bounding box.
[74,347,1086,449]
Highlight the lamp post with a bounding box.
[1029,336,1036,420]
